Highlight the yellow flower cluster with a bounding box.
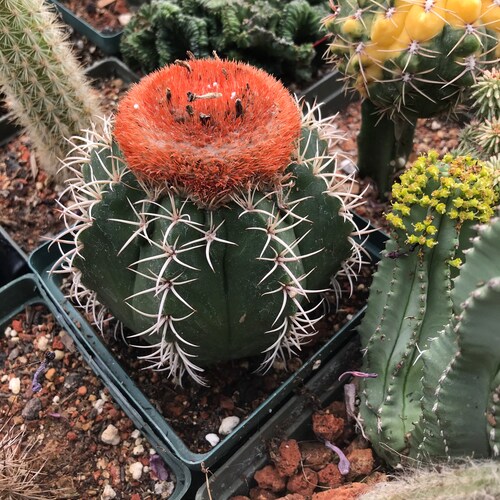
[387,151,499,249]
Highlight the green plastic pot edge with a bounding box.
[28,214,386,469]
[195,339,361,499]
[47,0,123,55]
[0,274,191,498]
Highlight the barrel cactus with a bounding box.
[323,0,500,196]
[358,151,499,465]
[54,58,365,385]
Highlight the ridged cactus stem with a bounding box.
[357,99,416,197]
[359,152,499,465]
[0,0,102,181]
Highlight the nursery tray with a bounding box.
[195,339,360,499]
[0,106,20,147]
[47,0,124,55]
[299,70,354,116]
[29,214,387,470]
[0,226,29,288]
[0,274,191,498]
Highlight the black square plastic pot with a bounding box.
[0,226,29,288]
[47,0,128,55]
[29,215,387,470]
[0,274,192,498]
[195,338,360,499]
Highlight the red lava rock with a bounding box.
[317,463,344,489]
[299,441,334,471]
[272,439,301,477]
[130,494,141,500]
[346,449,374,480]
[249,488,278,500]
[67,431,78,441]
[11,319,23,333]
[344,436,370,455]
[254,465,286,492]
[311,483,369,500]
[77,386,88,396]
[220,395,235,411]
[324,401,347,420]
[52,336,65,350]
[276,495,305,500]
[312,412,345,442]
[286,468,318,497]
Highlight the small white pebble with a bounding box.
[205,433,220,447]
[36,336,49,351]
[132,444,145,456]
[101,424,120,446]
[133,103,139,109]
[143,466,149,473]
[101,484,117,500]
[54,350,65,361]
[129,461,143,480]
[1,374,8,383]
[9,328,18,338]
[118,13,132,26]
[149,448,157,455]
[340,158,357,175]
[9,377,21,395]
[230,91,237,99]
[131,429,141,440]
[218,416,240,436]
[4,326,12,337]
[52,395,60,404]
[94,399,105,413]
[312,359,322,371]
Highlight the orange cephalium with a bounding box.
[114,58,302,205]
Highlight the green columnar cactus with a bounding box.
[0,0,102,181]
[358,151,499,465]
[120,0,329,83]
[54,58,365,385]
[456,68,500,161]
[323,0,500,197]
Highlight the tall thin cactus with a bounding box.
[0,0,102,181]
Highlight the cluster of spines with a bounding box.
[53,103,367,385]
[0,0,102,180]
[323,0,500,120]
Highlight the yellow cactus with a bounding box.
[404,1,447,42]
[446,0,482,27]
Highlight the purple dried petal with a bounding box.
[150,454,170,481]
[48,412,61,418]
[324,440,350,475]
[31,361,47,393]
[338,371,378,383]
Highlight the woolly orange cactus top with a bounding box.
[114,58,302,205]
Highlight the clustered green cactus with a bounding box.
[0,0,102,181]
[358,151,500,465]
[54,58,365,385]
[323,0,500,197]
[120,0,329,83]
[455,68,500,167]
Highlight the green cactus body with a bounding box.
[0,0,102,180]
[55,59,363,384]
[412,216,500,460]
[359,152,499,464]
[323,0,500,197]
[120,0,329,83]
